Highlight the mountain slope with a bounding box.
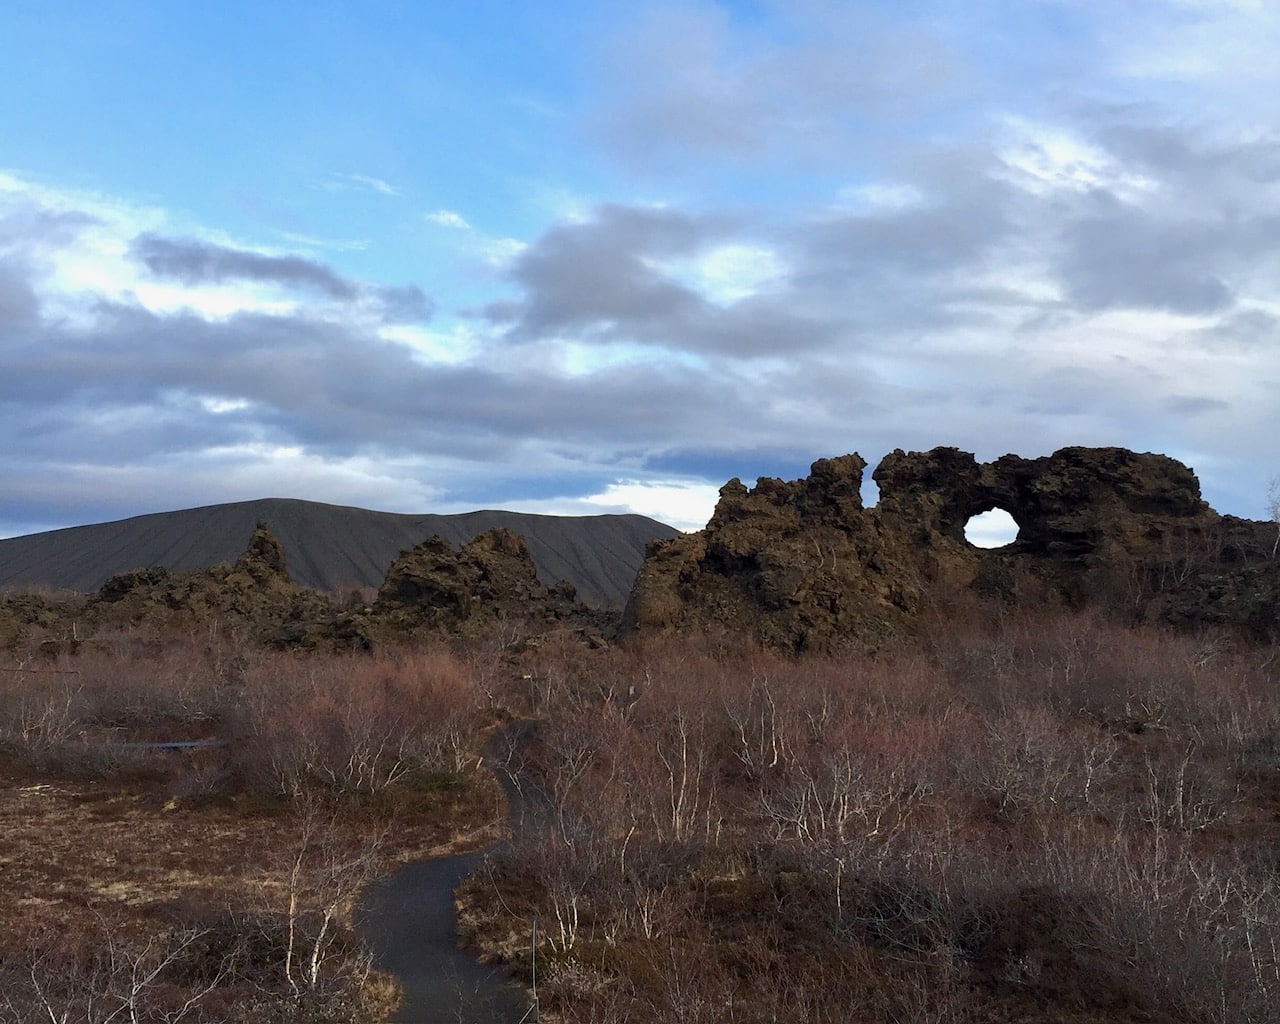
[0,498,682,609]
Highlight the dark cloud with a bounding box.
[131,233,360,299]
[1092,117,1280,191]
[483,203,845,356]
[0,288,784,478]
[1057,208,1235,314]
[0,206,98,251]
[128,233,434,322]
[1041,116,1280,316]
[0,259,40,328]
[1165,395,1231,417]
[486,204,709,337]
[374,284,434,324]
[798,174,1013,281]
[1186,309,1280,351]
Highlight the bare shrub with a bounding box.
[271,799,387,999]
[469,614,1280,1023]
[0,670,87,761]
[235,645,482,796]
[2,922,225,1024]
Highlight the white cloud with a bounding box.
[995,116,1157,199]
[661,243,788,305]
[196,395,252,414]
[426,209,472,229]
[328,173,402,196]
[276,231,370,253]
[380,321,482,364]
[581,479,720,531]
[964,507,1019,548]
[836,182,926,211]
[477,235,527,269]
[512,478,721,532]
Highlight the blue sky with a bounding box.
[2,1,1279,538]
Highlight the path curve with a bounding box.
[356,723,544,1024]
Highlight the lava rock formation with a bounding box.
[623,447,1279,651]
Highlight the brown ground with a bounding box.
[0,746,508,1021]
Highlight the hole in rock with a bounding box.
[964,508,1019,549]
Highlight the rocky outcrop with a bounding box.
[88,522,339,646]
[624,447,1279,651]
[11,523,603,652]
[367,528,597,642]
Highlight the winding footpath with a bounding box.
[357,723,545,1024]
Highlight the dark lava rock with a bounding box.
[624,446,1279,651]
[367,528,597,642]
[0,591,88,651]
[87,522,340,647]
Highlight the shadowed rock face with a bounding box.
[87,521,340,646]
[876,447,1211,553]
[624,447,1279,651]
[369,528,594,642]
[9,523,605,652]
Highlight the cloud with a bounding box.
[1111,0,1280,102]
[483,203,844,357]
[589,2,962,170]
[128,233,433,323]
[5,0,1280,537]
[487,204,708,336]
[1055,208,1235,315]
[1186,308,1280,350]
[508,479,722,532]
[1165,395,1232,416]
[426,209,471,229]
[130,233,360,299]
[373,283,435,324]
[0,203,100,253]
[0,258,40,327]
[327,173,402,196]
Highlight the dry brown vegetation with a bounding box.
[462,604,1280,1024]
[2,593,1279,1022]
[0,631,505,1023]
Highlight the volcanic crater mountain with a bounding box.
[0,498,681,610]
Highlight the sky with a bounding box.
[2,1,1279,540]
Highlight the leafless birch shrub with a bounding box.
[648,705,719,844]
[972,706,1121,821]
[1028,821,1280,1023]
[723,674,799,781]
[0,634,249,778]
[1137,739,1236,831]
[757,712,942,931]
[236,645,482,795]
[1,923,225,1024]
[229,797,389,1011]
[0,670,87,762]
[71,641,231,734]
[466,614,1280,1023]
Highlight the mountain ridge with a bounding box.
[0,497,681,609]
